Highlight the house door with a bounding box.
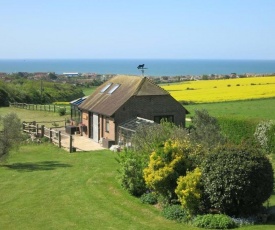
[89,112,93,139]
[92,113,99,142]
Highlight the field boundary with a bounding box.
[10,102,70,114]
[22,121,75,152]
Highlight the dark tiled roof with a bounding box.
[78,75,169,116]
[70,96,88,106]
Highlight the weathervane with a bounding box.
[137,64,148,76]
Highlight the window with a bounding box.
[100,83,112,93]
[108,83,120,94]
[105,118,110,132]
[154,115,174,124]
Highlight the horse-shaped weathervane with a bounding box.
[137,64,147,76]
[137,64,145,69]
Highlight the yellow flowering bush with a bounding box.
[161,76,275,103]
[143,139,191,201]
[175,167,202,216]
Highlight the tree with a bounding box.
[0,113,23,160]
[0,88,9,106]
[48,72,57,80]
[201,145,274,216]
[189,109,225,151]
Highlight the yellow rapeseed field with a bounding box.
[161,76,275,103]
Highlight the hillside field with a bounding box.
[184,98,275,120]
[161,76,275,103]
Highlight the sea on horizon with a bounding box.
[0,59,274,76]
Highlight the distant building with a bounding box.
[63,72,79,77]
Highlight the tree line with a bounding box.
[0,78,84,106]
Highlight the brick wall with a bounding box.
[112,95,187,142]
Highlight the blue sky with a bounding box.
[0,0,274,59]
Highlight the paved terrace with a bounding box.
[54,128,105,152]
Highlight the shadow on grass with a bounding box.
[1,161,72,172]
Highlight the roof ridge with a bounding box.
[146,77,170,94]
[133,77,146,96]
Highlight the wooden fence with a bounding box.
[22,121,76,153]
[10,102,70,114]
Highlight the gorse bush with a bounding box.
[175,167,202,217]
[143,139,189,202]
[193,214,237,229]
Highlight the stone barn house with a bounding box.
[76,75,189,147]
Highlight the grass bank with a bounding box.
[0,144,195,230]
[0,144,274,229]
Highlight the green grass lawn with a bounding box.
[0,107,69,127]
[185,98,275,120]
[0,144,197,230]
[1,144,274,230]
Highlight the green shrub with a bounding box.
[116,149,147,196]
[189,109,225,151]
[40,136,50,143]
[58,107,66,116]
[161,205,187,222]
[254,120,275,154]
[201,145,274,216]
[140,192,158,205]
[0,113,23,160]
[218,116,259,145]
[193,214,237,229]
[117,121,188,197]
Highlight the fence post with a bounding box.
[36,124,39,136]
[69,135,73,153]
[22,121,25,132]
[50,128,52,142]
[41,125,44,137]
[58,131,61,148]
